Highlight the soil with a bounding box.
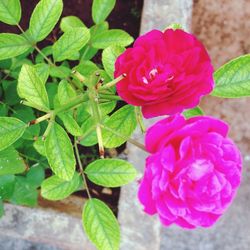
[0,0,143,216]
[0,0,143,44]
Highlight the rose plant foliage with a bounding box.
[0,0,249,250]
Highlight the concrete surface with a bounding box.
[0,204,95,250]
[140,0,193,33]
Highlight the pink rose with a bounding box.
[114,29,214,118]
[138,115,242,228]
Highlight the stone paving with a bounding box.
[0,204,95,250]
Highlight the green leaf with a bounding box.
[33,137,46,156]
[60,16,86,32]
[0,175,16,200]
[90,22,109,37]
[58,80,76,105]
[17,64,50,112]
[0,104,8,117]
[41,172,81,200]
[12,105,40,140]
[80,22,109,61]
[0,0,21,25]
[166,23,183,30]
[80,116,98,146]
[85,159,137,187]
[49,65,71,79]
[92,0,116,24]
[102,45,125,79]
[53,27,90,62]
[183,106,203,119]
[29,0,63,42]
[82,198,120,250]
[0,33,31,60]
[103,105,137,148]
[92,29,134,49]
[0,58,12,70]
[34,63,50,84]
[46,82,59,109]
[76,104,91,124]
[212,54,250,98]
[35,45,52,64]
[10,176,38,207]
[45,122,76,181]
[0,200,3,217]
[80,46,98,61]
[0,147,26,175]
[99,101,116,116]
[59,112,82,137]
[0,117,26,151]
[2,80,20,106]
[9,57,33,79]
[74,61,99,78]
[26,164,45,188]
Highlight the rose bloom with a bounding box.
[114,29,214,118]
[138,115,242,228]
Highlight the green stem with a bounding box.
[135,106,146,133]
[0,101,17,113]
[71,70,86,88]
[34,45,54,66]
[80,45,91,61]
[99,94,122,101]
[30,113,51,125]
[88,75,105,158]
[74,138,92,198]
[101,125,147,152]
[16,23,31,42]
[29,94,88,126]
[42,115,55,140]
[54,93,88,115]
[19,152,47,167]
[99,74,126,90]
[96,124,104,158]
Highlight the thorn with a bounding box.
[33,136,38,141]
[42,135,46,141]
[71,69,76,74]
[122,73,127,78]
[20,100,24,104]
[30,119,37,125]
[95,72,100,77]
[99,148,105,159]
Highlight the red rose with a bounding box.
[114,29,214,118]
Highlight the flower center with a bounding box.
[141,65,174,85]
[142,68,158,84]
